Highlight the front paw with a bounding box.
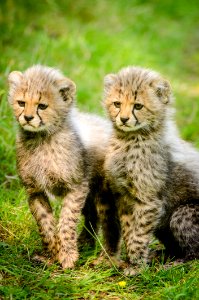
[124,263,147,276]
[57,249,79,269]
[91,252,126,268]
[124,266,140,276]
[31,254,55,266]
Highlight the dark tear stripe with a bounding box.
[18,109,24,120]
[36,106,43,125]
[115,109,120,119]
[132,109,139,126]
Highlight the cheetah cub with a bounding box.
[103,66,199,275]
[8,65,90,269]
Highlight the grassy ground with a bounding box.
[0,0,199,299]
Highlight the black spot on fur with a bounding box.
[134,90,137,100]
[126,145,130,152]
[134,144,140,149]
[41,213,47,219]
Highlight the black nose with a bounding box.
[120,117,129,124]
[24,115,34,122]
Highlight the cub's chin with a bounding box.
[116,122,147,133]
[21,123,46,132]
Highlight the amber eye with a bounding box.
[113,101,121,108]
[18,101,25,107]
[134,103,143,110]
[38,103,48,110]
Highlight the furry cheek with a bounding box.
[105,104,118,122]
[18,114,26,126]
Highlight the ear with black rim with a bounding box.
[57,78,76,102]
[155,80,171,104]
[104,73,117,95]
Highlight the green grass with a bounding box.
[0,0,199,299]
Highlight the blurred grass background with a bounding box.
[0,0,199,299]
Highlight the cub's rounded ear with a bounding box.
[104,73,117,94]
[56,78,76,102]
[155,80,171,104]
[8,71,23,104]
[8,71,23,87]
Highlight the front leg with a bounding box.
[120,199,162,275]
[28,191,57,257]
[57,180,89,269]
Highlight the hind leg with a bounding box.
[170,204,199,261]
[78,193,99,248]
[98,200,121,257]
[96,186,121,257]
[155,226,183,260]
[92,190,122,267]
